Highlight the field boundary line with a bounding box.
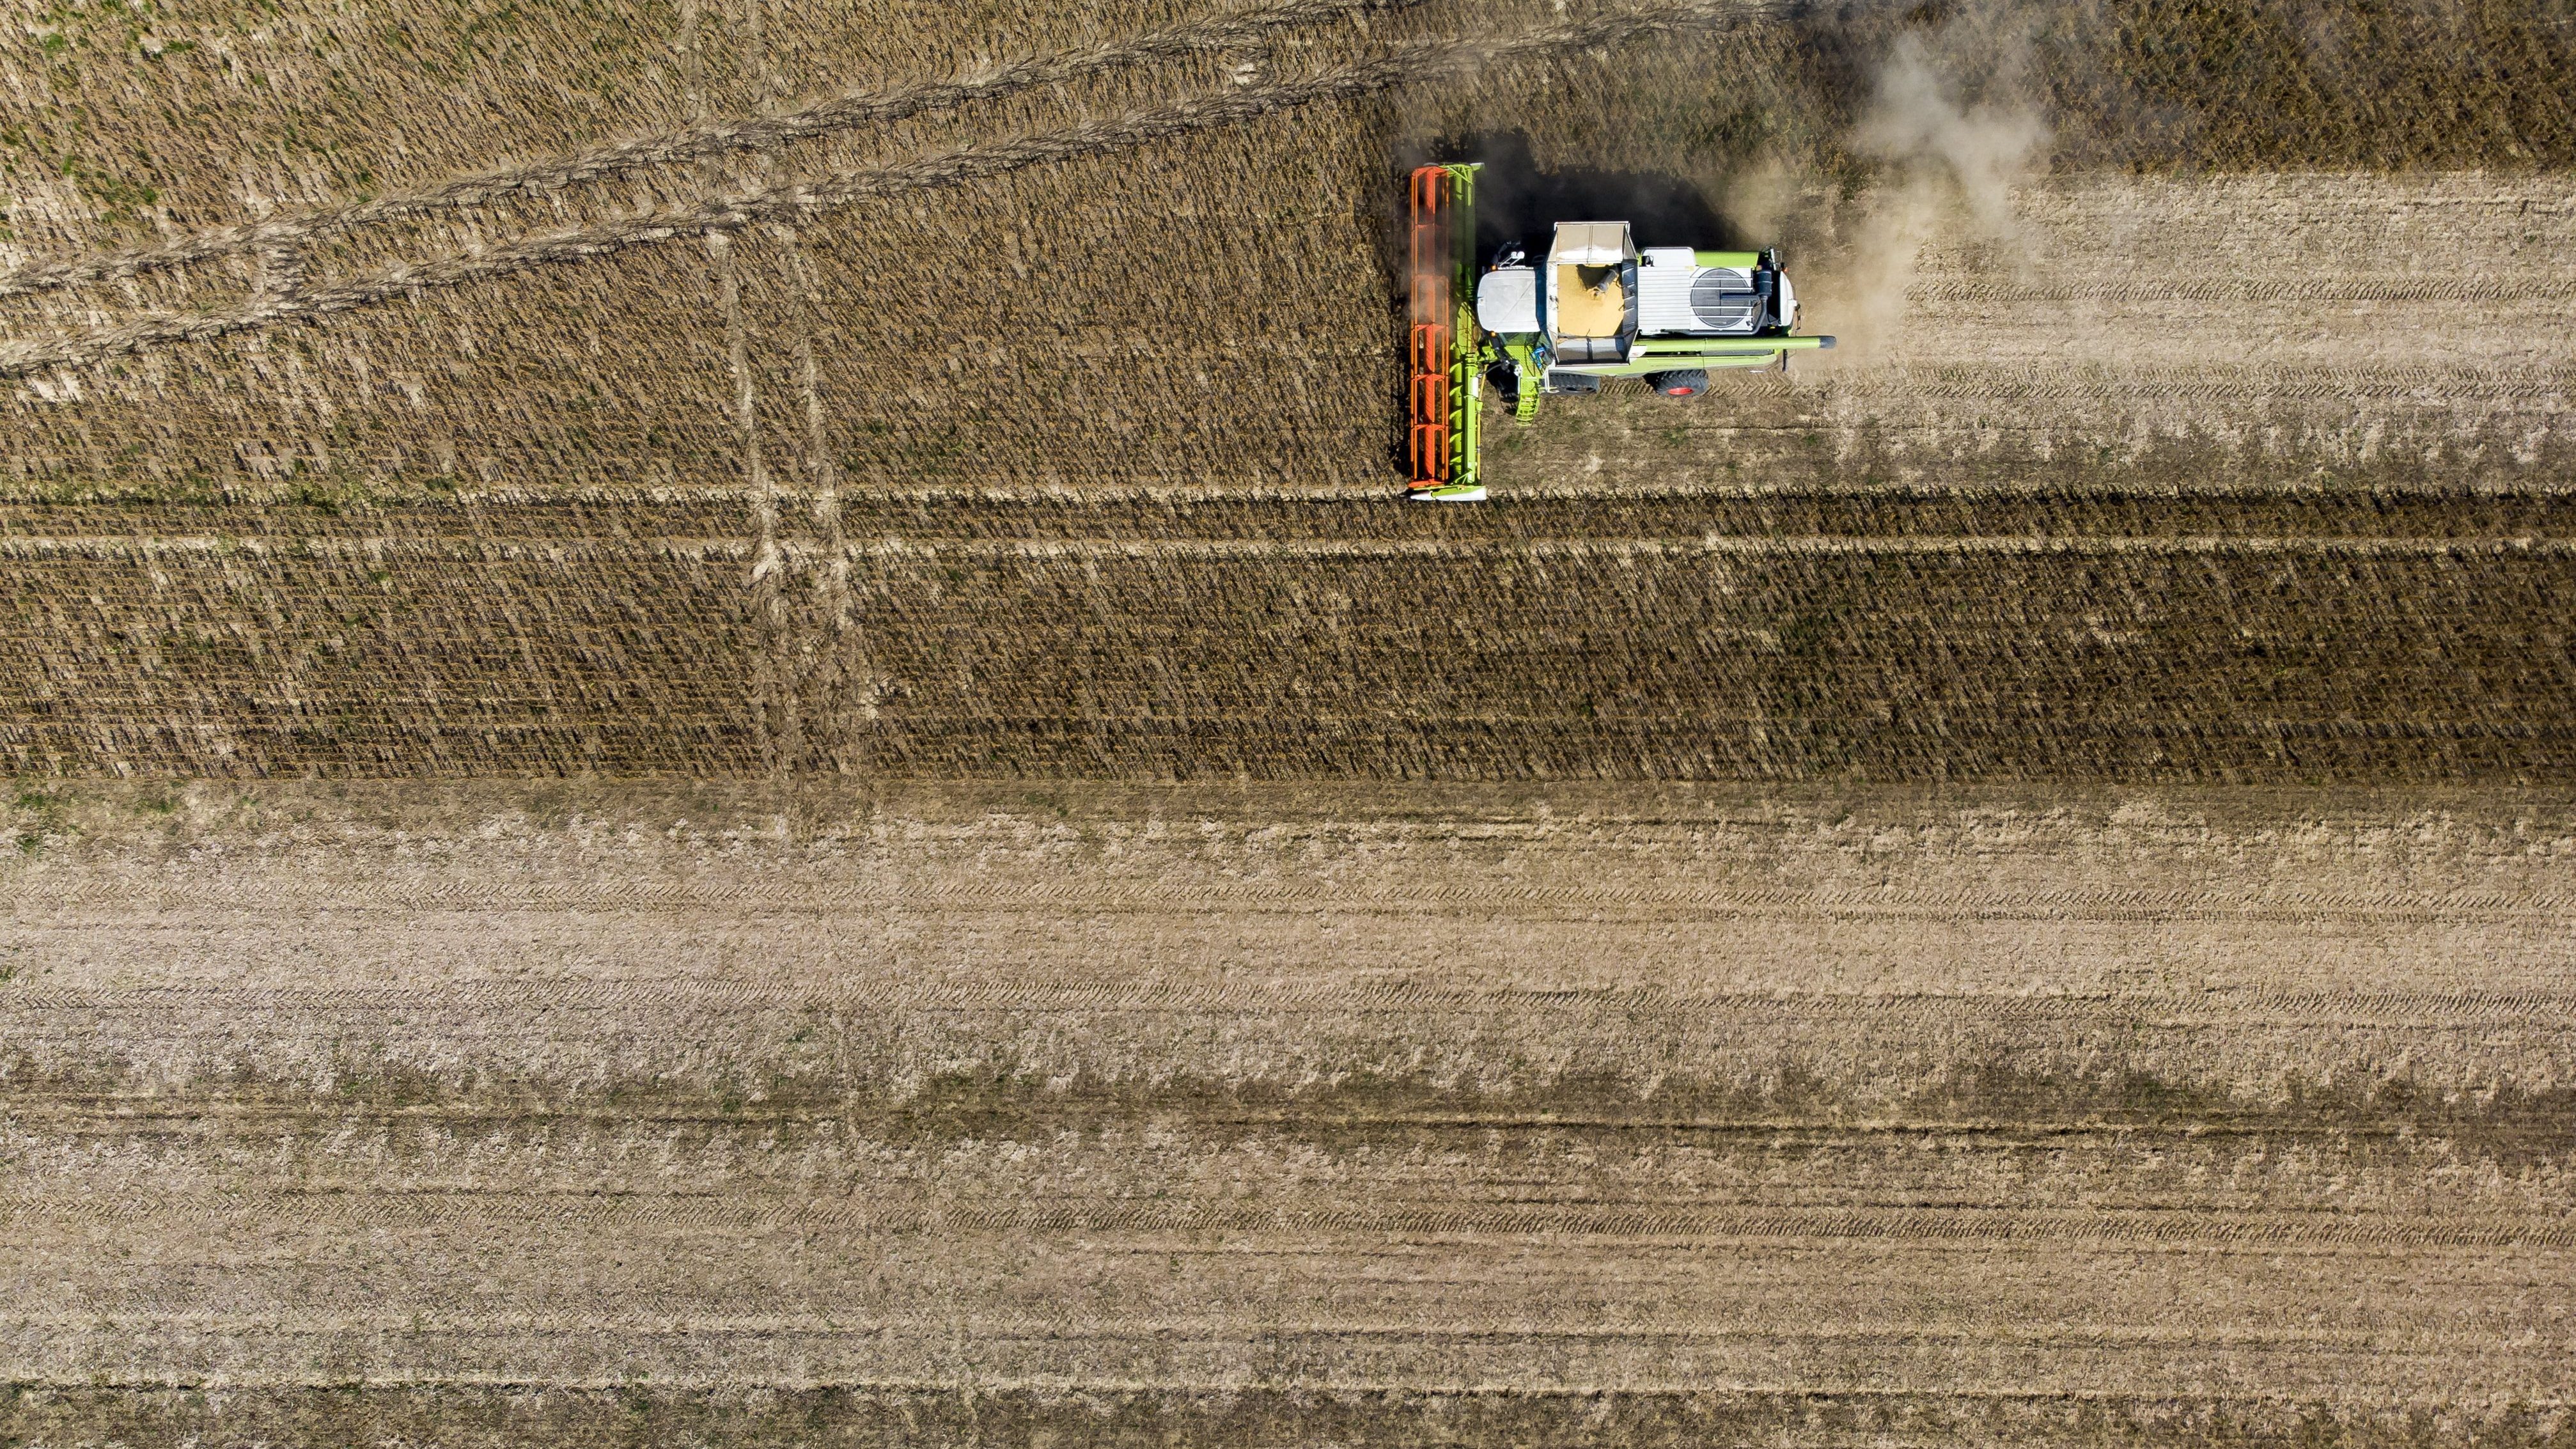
[7,1375,2554,1405]
[10,533,2576,561]
[1910,279,2576,305]
[1861,370,2574,403]
[821,534,2576,560]
[0,1314,2474,1353]
[10,884,2573,924]
[246,476,2576,506]
[0,1,1791,379]
[0,0,1419,305]
[0,1372,2514,1402]
[12,980,2576,1024]
[16,1104,2571,1139]
[13,1192,2573,1250]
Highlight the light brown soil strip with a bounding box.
[0,0,1421,304]
[431,473,2576,504]
[0,2,1788,380]
[12,1199,2573,1250]
[783,237,873,769]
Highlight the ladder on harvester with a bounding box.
[1406,162,1488,502]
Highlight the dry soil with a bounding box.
[6,782,2575,1445]
[3,0,2573,1442]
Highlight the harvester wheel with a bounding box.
[1647,369,1708,398]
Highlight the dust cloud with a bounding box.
[1831,27,2051,357]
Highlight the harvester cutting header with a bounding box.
[1405,162,1834,501]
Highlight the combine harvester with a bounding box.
[1405,161,1834,501]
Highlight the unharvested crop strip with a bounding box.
[0,2,1790,379]
[0,0,1421,304]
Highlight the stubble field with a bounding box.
[8,783,2576,1443]
[3,0,2575,1443]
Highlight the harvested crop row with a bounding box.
[4,785,2569,1436]
[8,1390,2572,1448]
[17,980,2573,1136]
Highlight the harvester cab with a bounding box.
[1404,162,1835,501]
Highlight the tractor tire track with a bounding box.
[12,980,2576,1022]
[1849,363,2575,404]
[12,1194,2572,1252]
[0,0,1422,306]
[1907,279,2576,306]
[0,1,1790,380]
[410,474,2576,502]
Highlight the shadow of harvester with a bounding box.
[1425,131,1754,265]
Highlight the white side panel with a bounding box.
[1548,220,1632,266]
[1475,267,1542,333]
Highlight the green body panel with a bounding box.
[1421,163,1488,497]
[1551,334,1827,378]
[1629,335,1832,356]
[1458,322,1485,485]
[1556,354,1779,379]
[1501,336,1543,422]
[1692,250,1761,269]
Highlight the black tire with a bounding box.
[1646,369,1708,398]
[1544,370,1601,394]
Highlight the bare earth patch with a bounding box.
[4,784,2573,1443]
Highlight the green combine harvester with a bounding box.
[1405,162,1835,501]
